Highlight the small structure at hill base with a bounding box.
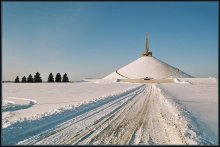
[103,32,193,81]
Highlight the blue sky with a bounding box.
[3,2,218,81]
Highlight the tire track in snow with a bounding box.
[55,86,146,145]
[17,84,196,145]
[16,85,145,145]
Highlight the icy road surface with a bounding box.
[3,84,202,145]
[2,79,217,145]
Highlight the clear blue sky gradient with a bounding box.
[3,2,218,81]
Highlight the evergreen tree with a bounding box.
[62,73,69,82]
[55,73,62,82]
[21,76,27,83]
[15,76,19,83]
[48,73,54,82]
[34,72,42,82]
[27,74,34,83]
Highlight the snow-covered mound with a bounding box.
[103,56,192,80]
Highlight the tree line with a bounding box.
[14,72,69,83]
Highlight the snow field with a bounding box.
[2,82,139,128]
[6,84,198,145]
[2,83,142,145]
[2,78,217,145]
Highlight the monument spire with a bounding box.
[145,32,149,53]
[142,32,152,57]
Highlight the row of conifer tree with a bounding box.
[14,72,69,83]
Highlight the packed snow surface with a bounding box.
[158,78,218,144]
[2,78,218,145]
[103,56,192,80]
[3,82,138,128]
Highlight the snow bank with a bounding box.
[3,100,15,106]
[173,78,192,84]
[157,78,218,144]
[2,97,38,128]
[152,84,198,144]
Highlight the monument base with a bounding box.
[142,52,152,57]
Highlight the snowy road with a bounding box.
[4,84,198,145]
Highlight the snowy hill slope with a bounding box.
[103,56,192,80]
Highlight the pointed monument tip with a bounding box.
[142,32,152,57]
